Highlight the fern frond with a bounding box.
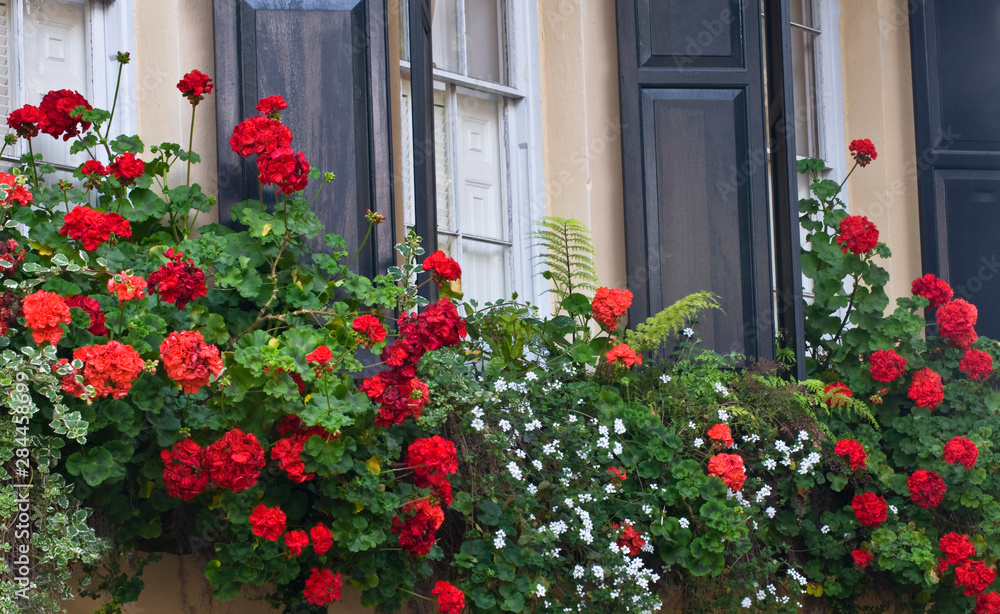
[799,379,879,428]
[624,292,721,353]
[530,216,599,312]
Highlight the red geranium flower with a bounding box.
[256,95,288,118]
[944,436,978,469]
[59,341,143,400]
[849,138,878,167]
[592,287,633,330]
[352,315,387,348]
[161,439,208,500]
[303,568,341,606]
[392,498,444,556]
[977,592,1000,614]
[79,160,110,189]
[60,206,132,251]
[957,560,996,597]
[204,428,265,492]
[961,349,993,380]
[271,435,315,483]
[851,492,887,527]
[256,146,309,194]
[159,330,224,393]
[284,530,309,557]
[908,469,946,509]
[836,215,879,255]
[176,69,214,105]
[606,343,642,369]
[940,532,976,568]
[229,115,293,158]
[868,349,907,382]
[430,581,465,614]
[908,367,944,410]
[937,299,978,349]
[422,250,462,284]
[22,290,71,345]
[911,273,953,308]
[38,89,92,140]
[851,548,872,568]
[0,239,25,278]
[824,382,853,407]
[107,272,146,302]
[834,439,867,470]
[0,291,21,337]
[147,249,207,309]
[0,173,32,207]
[108,152,145,186]
[249,504,286,541]
[306,345,333,364]
[707,424,734,447]
[615,522,646,556]
[7,104,41,138]
[310,523,333,556]
[707,453,745,492]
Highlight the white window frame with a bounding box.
[3,0,136,170]
[401,0,549,311]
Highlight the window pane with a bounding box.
[791,29,819,158]
[465,0,503,83]
[456,93,505,240]
[434,90,454,231]
[461,239,508,302]
[431,0,460,73]
[789,0,814,29]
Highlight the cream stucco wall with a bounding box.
[537,0,627,291]
[840,0,921,303]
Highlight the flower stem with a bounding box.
[26,139,39,187]
[186,104,196,186]
[332,222,374,284]
[105,60,125,142]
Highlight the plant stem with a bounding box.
[26,139,39,187]
[332,222,374,283]
[186,104,196,186]
[105,60,125,142]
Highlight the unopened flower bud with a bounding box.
[116,51,131,64]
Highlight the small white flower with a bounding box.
[714,382,729,398]
[499,419,511,432]
[765,507,776,519]
[532,460,543,471]
[661,373,672,384]
[493,529,506,549]
[687,421,696,430]
[889,505,898,514]
[471,418,485,431]
[763,458,777,471]
[527,484,538,494]
[506,461,523,481]
[683,327,695,338]
[515,449,527,459]
[718,408,730,422]
[525,371,538,382]
[693,438,704,448]
[741,597,752,608]
[535,584,546,597]
[678,517,690,529]
[568,414,578,423]
[573,565,585,579]
[821,525,830,534]
[614,418,626,434]
[756,590,766,601]
[798,430,809,441]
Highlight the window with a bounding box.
[1,0,135,170]
[400,0,546,308]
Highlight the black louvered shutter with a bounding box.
[213,0,395,276]
[616,0,803,369]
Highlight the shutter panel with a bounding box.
[408,0,438,301]
[0,2,9,121]
[910,1,1000,339]
[616,0,779,360]
[213,0,395,277]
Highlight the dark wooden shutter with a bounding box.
[616,0,796,362]
[910,1,1000,339]
[213,0,395,277]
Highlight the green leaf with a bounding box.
[66,447,124,486]
[560,293,591,316]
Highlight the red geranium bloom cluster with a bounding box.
[271,416,333,484]
[707,453,745,492]
[957,560,997,597]
[849,138,878,167]
[257,146,310,195]
[203,428,266,492]
[978,593,1000,614]
[249,504,286,541]
[304,568,342,606]
[837,215,879,255]
[255,95,288,118]
[430,581,465,614]
[107,272,146,302]
[176,69,214,105]
[852,492,887,527]
[284,530,309,556]
[938,299,978,349]
[311,523,333,555]
[608,466,627,482]
[38,89,92,140]
[58,341,144,400]
[422,250,462,285]
[7,105,41,138]
[0,238,25,278]
[79,160,110,189]
[911,273,953,308]
[834,439,867,470]
[908,367,944,410]
[614,522,647,556]
[161,438,209,500]
[592,287,632,330]
[0,292,21,337]
[0,173,32,207]
[230,114,293,157]
[868,349,907,382]
[60,205,132,251]
[306,345,333,365]
[851,548,872,568]
[147,249,207,309]
[944,436,978,469]
[392,498,445,556]
[108,152,145,186]
[939,532,976,571]
[606,343,642,369]
[22,290,71,344]
[362,299,466,426]
[352,314,387,348]
[707,424,734,447]
[159,330,224,393]
[824,381,853,407]
[406,436,458,506]
[908,469,946,509]
[66,295,108,336]
[961,349,994,380]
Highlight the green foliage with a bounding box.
[530,216,598,312]
[624,291,721,354]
